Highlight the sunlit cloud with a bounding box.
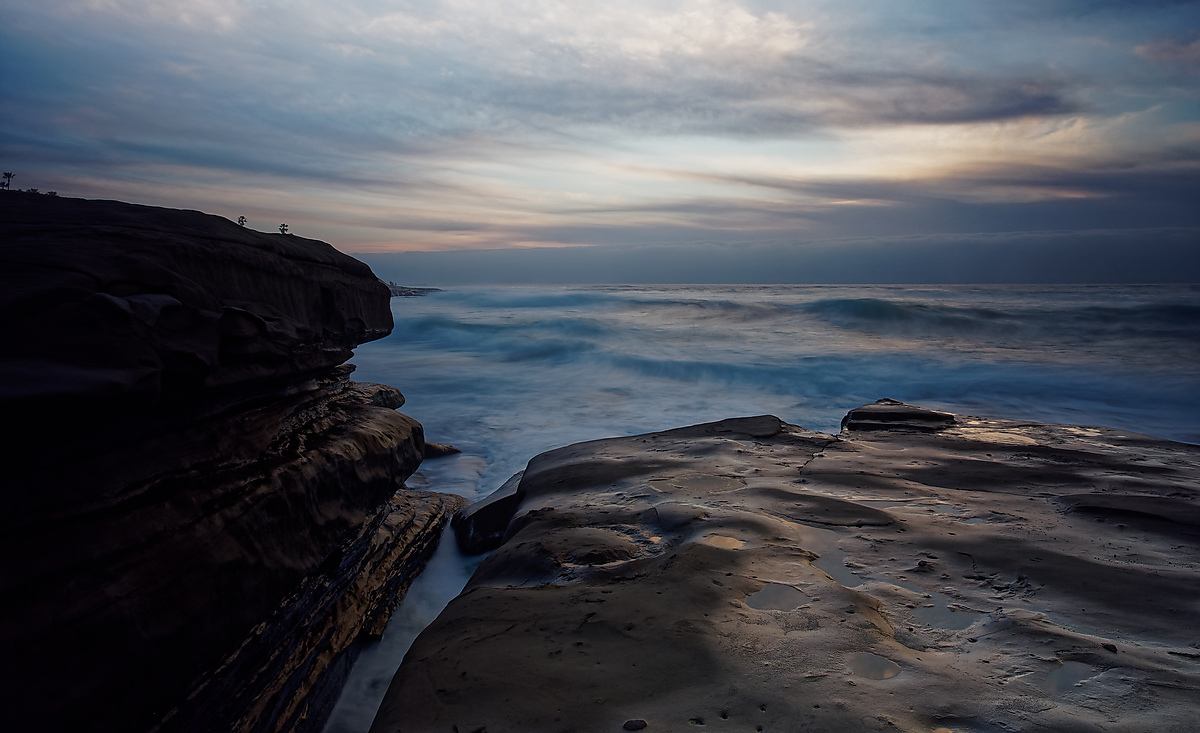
[1136,34,1200,73]
[68,0,246,30]
[360,0,810,64]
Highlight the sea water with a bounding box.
[323,283,1200,731]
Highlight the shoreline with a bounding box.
[370,401,1200,732]
[5,195,1198,731]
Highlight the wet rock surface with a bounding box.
[0,194,464,732]
[452,470,526,554]
[424,441,464,459]
[374,405,1200,733]
[840,397,956,432]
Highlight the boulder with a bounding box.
[423,441,463,459]
[840,397,956,432]
[452,471,525,554]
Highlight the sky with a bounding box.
[2,0,1199,281]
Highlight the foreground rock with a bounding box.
[374,404,1200,732]
[0,193,465,732]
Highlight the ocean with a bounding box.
[323,283,1200,731]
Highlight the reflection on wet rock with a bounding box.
[747,583,808,611]
[847,652,902,680]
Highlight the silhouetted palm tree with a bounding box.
[279,223,289,234]
[1,172,13,190]
[237,216,247,226]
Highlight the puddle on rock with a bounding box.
[889,578,981,631]
[846,652,901,680]
[769,513,985,631]
[912,602,978,630]
[746,582,807,610]
[699,534,745,550]
[761,515,868,588]
[790,524,862,588]
[1038,661,1096,695]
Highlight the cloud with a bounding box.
[1,0,1092,149]
[1137,35,1200,73]
[62,0,245,30]
[360,0,809,65]
[336,1,1084,135]
[1,0,1197,257]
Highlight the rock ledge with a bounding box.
[377,405,1200,733]
[0,194,463,732]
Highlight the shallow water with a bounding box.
[746,582,808,611]
[321,456,487,733]
[1038,660,1098,695]
[324,284,1200,730]
[911,601,979,631]
[321,527,481,733]
[846,652,902,680]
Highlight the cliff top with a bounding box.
[0,192,393,409]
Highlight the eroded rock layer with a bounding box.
[158,481,467,733]
[374,406,1200,733]
[0,194,462,732]
[1,192,392,412]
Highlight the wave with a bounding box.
[449,289,621,310]
[802,298,1014,334]
[801,297,1200,343]
[393,314,608,339]
[620,297,806,322]
[390,315,602,365]
[605,352,1200,415]
[1063,303,1200,335]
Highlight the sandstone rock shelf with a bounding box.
[374,403,1200,733]
[0,193,464,732]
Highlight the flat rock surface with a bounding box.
[373,407,1200,732]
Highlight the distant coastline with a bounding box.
[386,282,442,297]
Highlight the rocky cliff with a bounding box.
[375,403,1200,732]
[0,192,466,732]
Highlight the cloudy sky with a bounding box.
[3,1,1198,279]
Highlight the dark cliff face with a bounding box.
[0,192,392,411]
[0,193,463,733]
